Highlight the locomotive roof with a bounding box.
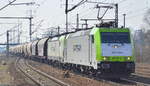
[67,29,91,38]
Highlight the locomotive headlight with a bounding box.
[103,57,107,60]
[127,57,131,60]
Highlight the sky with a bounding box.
[0,0,149,44]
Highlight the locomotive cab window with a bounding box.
[101,32,131,43]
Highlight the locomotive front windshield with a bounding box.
[101,32,131,43]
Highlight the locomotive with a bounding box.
[10,26,135,78]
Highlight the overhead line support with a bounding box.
[115,4,118,28]
[65,0,87,33]
[0,16,33,42]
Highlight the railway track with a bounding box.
[80,74,150,86]
[121,75,150,86]
[74,69,150,86]
[15,57,69,86]
[115,64,150,86]
[102,73,150,86]
[97,75,150,86]
[15,57,150,86]
[136,66,150,77]
[79,70,150,86]
[28,59,150,86]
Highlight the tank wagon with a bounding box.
[10,27,135,78]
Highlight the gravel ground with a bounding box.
[0,54,36,86]
[0,54,14,86]
[0,64,12,86]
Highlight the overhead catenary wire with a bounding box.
[65,0,111,28]
[69,7,95,20]
[66,0,87,13]
[0,0,16,11]
[0,23,22,44]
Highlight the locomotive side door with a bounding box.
[89,35,93,65]
[89,35,97,69]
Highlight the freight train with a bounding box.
[10,27,135,78]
